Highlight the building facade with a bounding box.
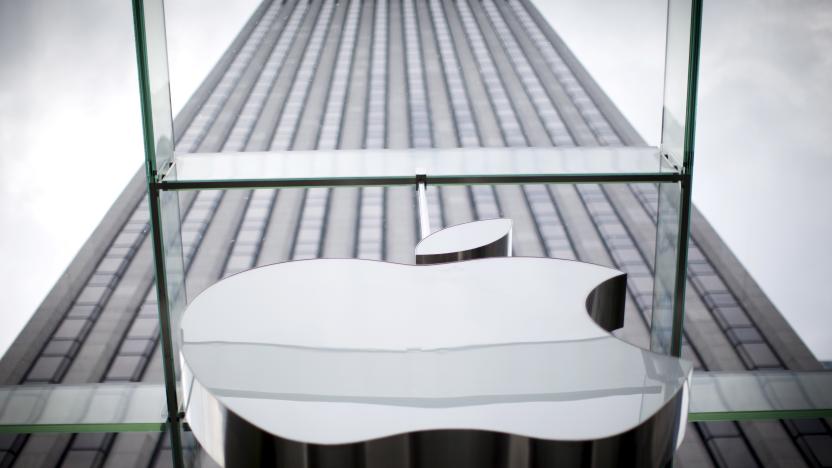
[2,0,831,466]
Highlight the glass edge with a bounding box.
[689,410,832,422]
[0,423,166,434]
[157,173,683,191]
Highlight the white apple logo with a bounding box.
[181,219,691,468]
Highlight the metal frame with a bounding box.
[157,171,683,191]
[124,0,822,465]
[131,0,185,465]
[667,0,703,358]
[144,186,186,467]
[126,0,704,465]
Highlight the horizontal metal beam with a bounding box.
[0,422,166,434]
[156,172,682,191]
[689,409,832,422]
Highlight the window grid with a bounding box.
[403,0,431,148]
[356,0,388,260]
[224,190,276,275]
[224,0,308,152]
[318,0,362,150]
[507,0,619,145]
[279,0,337,260]
[57,190,222,462]
[428,0,500,226]
[176,0,284,152]
[456,0,526,147]
[428,0,479,147]
[25,200,149,384]
[270,0,336,150]
[482,0,573,147]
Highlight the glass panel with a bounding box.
[686,0,831,363]
[679,4,832,459]
[135,0,175,177]
[174,183,665,350]
[129,0,707,464]
[651,181,682,355]
[165,147,674,189]
[689,371,832,421]
[660,0,695,168]
[183,184,406,296]
[157,185,187,402]
[0,384,165,433]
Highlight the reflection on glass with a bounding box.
[166,146,669,187]
[651,181,682,355]
[690,371,832,420]
[0,384,165,433]
[158,186,187,401]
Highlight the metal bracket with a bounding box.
[416,171,431,239]
[158,160,176,184]
[661,151,683,174]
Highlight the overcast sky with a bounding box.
[1,0,830,360]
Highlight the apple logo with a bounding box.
[181,219,691,468]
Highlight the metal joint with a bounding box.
[416,170,431,239]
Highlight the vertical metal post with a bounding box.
[146,186,186,468]
[669,0,703,357]
[132,0,185,465]
[416,172,432,239]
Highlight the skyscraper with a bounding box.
[2,0,830,466]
